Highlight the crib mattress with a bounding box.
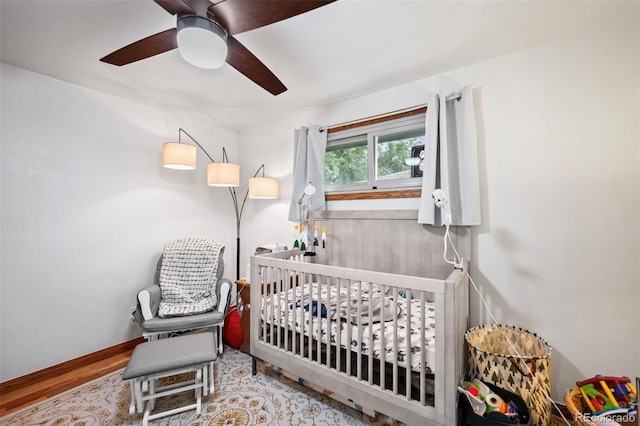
[261,282,436,373]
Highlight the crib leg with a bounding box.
[252,357,258,375]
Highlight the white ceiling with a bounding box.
[1,0,637,130]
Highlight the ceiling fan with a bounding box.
[100,0,336,96]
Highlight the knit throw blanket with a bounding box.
[158,237,224,318]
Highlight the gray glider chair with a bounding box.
[131,238,232,354]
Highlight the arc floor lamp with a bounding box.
[162,128,279,279]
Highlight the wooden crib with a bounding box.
[250,248,469,426]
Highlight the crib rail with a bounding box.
[250,250,468,426]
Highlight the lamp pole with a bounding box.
[228,163,269,280]
[167,129,274,281]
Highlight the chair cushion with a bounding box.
[142,310,225,332]
[158,238,224,318]
[123,332,217,380]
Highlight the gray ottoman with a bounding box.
[123,332,217,425]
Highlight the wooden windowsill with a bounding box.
[325,189,421,201]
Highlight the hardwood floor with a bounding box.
[0,338,140,417]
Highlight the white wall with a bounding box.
[239,20,640,400]
[440,20,639,400]
[0,64,239,381]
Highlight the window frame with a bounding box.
[324,113,426,194]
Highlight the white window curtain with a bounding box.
[418,86,481,226]
[288,125,327,222]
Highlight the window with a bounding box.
[324,113,425,193]
[325,135,367,186]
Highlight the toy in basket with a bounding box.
[576,376,637,418]
[459,379,530,424]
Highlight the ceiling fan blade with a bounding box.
[226,36,287,96]
[100,29,177,66]
[209,0,336,36]
[153,0,194,16]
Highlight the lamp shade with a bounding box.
[162,142,196,170]
[249,177,279,199]
[208,162,240,187]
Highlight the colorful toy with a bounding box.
[466,382,480,397]
[459,380,487,416]
[485,393,507,413]
[458,379,527,423]
[576,375,638,417]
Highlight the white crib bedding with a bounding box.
[260,282,437,373]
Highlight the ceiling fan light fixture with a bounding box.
[177,16,228,69]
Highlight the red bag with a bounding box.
[223,306,244,349]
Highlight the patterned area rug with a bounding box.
[1,348,402,425]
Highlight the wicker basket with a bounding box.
[466,325,552,426]
[565,387,637,426]
[565,388,597,426]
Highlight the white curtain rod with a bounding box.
[446,92,462,101]
[317,91,462,132]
